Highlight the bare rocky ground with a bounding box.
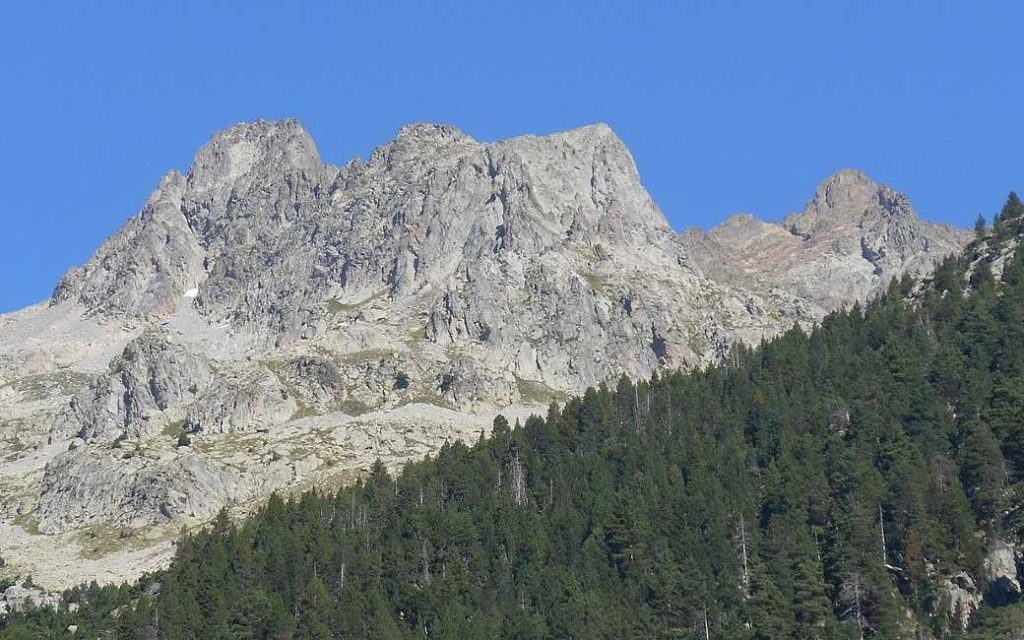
[0,120,968,591]
[0,309,543,589]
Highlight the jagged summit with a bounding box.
[49,119,969,338]
[697,168,971,312]
[187,119,321,190]
[809,167,881,210]
[494,122,630,165]
[372,122,479,167]
[711,212,777,233]
[503,121,618,145]
[48,119,969,338]
[786,168,917,237]
[394,121,474,142]
[50,119,672,326]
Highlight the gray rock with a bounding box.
[36,446,241,533]
[184,366,296,434]
[279,355,343,410]
[696,169,970,313]
[0,583,61,614]
[48,124,968,403]
[436,355,518,409]
[984,538,1022,601]
[52,171,205,317]
[936,571,981,631]
[50,329,212,442]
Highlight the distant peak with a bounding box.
[786,168,916,236]
[492,123,636,180]
[395,122,473,142]
[371,122,477,167]
[203,119,315,154]
[216,117,305,136]
[706,213,761,235]
[718,212,759,227]
[809,168,911,217]
[811,168,882,209]
[707,212,785,246]
[557,122,616,139]
[503,122,621,149]
[187,118,321,190]
[821,167,874,185]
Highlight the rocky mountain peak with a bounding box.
[186,118,321,192]
[787,169,915,237]
[498,123,632,172]
[704,213,789,253]
[49,120,680,328]
[489,122,670,244]
[394,122,473,145]
[813,168,879,208]
[690,168,971,314]
[526,122,619,148]
[369,122,480,172]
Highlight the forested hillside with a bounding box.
[4,193,1024,638]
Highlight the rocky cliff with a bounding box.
[687,168,969,314]
[0,119,969,589]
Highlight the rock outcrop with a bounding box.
[36,447,242,533]
[0,582,62,615]
[52,171,206,318]
[184,367,296,434]
[50,330,212,443]
[279,355,344,411]
[928,538,1024,629]
[937,571,982,631]
[985,539,1023,603]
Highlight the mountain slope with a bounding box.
[4,194,1022,639]
[0,120,968,588]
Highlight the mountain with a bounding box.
[5,196,1024,639]
[0,120,968,589]
[694,168,970,312]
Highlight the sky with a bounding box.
[1,1,1021,312]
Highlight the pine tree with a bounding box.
[959,421,1007,526]
[975,214,989,239]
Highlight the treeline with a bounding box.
[4,194,1024,638]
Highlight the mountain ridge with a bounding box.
[7,198,1024,638]
[0,119,970,589]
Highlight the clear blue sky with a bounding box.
[1,1,1021,312]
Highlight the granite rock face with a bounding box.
[53,123,696,386]
[0,119,971,588]
[48,124,967,400]
[49,329,212,443]
[36,447,242,533]
[184,367,297,435]
[279,355,344,411]
[937,571,982,631]
[0,583,62,615]
[984,539,1022,602]
[52,171,205,318]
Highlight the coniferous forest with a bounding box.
[4,194,1024,639]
